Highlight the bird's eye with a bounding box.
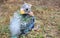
[26,8,28,11]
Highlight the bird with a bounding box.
[9,3,35,38]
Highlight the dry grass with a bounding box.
[0,0,60,38]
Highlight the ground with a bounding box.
[0,0,60,38]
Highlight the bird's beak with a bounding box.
[28,12,34,16]
[20,9,25,14]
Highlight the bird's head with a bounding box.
[20,3,34,16]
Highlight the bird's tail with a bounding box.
[11,35,18,38]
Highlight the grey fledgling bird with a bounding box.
[10,3,35,38]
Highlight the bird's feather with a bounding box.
[10,3,35,38]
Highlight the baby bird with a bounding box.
[10,3,35,38]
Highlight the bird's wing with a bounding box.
[23,16,35,34]
[10,12,19,24]
[27,16,35,29]
[10,11,22,36]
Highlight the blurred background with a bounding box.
[0,0,60,38]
